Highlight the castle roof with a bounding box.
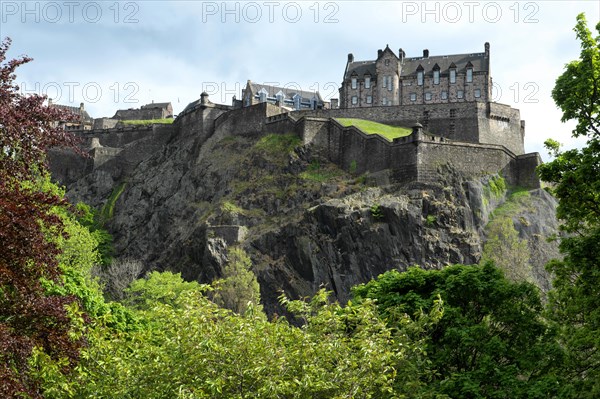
[344,50,489,79]
[247,81,324,103]
[141,102,172,110]
[50,103,93,123]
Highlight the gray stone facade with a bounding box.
[340,43,491,109]
[113,102,173,120]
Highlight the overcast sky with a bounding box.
[1,1,599,158]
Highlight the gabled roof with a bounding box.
[141,102,172,110]
[344,49,489,80]
[345,60,377,80]
[247,81,323,103]
[401,52,487,76]
[51,104,93,123]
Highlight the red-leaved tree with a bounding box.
[0,37,83,398]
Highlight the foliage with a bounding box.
[212,247,263,316]
[335,118,412,141]
[75,202,113,265]
[425,214,437,226]
[538,13,600,396]
[352,263,564,398]
[485,175,507,199]
[45,271,438,398]
[120,118,174,125]
[299,160,342,182]
[370,203,384,220]
[99,182,126,223]
[483,210,531,283]
[254,133,302,154]
[0,38,85,398]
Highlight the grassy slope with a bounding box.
[335,118,412,141]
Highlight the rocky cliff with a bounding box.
[54,121,560,315]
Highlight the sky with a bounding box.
[1,0,599,159]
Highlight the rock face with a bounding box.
[53,123,560,315]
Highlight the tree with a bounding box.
[46,272,435,398]
[537,13,600,397]
[212,246,263,315]
[352,263,564,398]
[0,37,82,398]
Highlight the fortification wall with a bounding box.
[294,116,537,187]
[175,104,230,142]
[214,102,286,137]
[294,101,524,155]
[481,102,525,155]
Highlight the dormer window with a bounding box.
[258,88,268,103]
[433,65,440,85]
[417,65,424,86]
[365,75,371,89]
[276,90,284,104]
[351,77,357,89]
[466,67,473,83]
[450,68,456,84]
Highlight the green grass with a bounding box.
[121,118,174,125]
[335,118,412,141]
[100,182,126,222]
[254,133,301,153]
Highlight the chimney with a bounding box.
[200,92,209,105]
[48,98,53,106]
[377,49,383,58]
[423,49,429,58]
[399,48,405,61]
[485,42,490,58]
[347,53,354,63]
[80,102,84,111]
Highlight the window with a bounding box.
[365,76,371,89]
[457,90,464,99]
[450,69,456,84]
[388,76,393,91]
[258,89,267,103]
[441,91,448,100]
[351,96,358,105]
[366,95,372,104]
[450,109,457,118]
[410,93,417,102]
[474,89,481,98]
[382,76,387,88]
[417,71,424,86]
[425,92,432,101]
[466,68,473,83]
[385,59,390,66]
[433,70,440,85]
[351,77,357,89]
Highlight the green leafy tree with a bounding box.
[537,13,600,397]
[212,246,263,315]
[353,263,564,399]
[0,37,84,398]
[43,271,437,398]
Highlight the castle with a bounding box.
[49,43,541,191]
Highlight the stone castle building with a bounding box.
[239,80,325,110]
[48,99,94,131]
[340,43,491,108]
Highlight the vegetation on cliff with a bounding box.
[2,12,600,398]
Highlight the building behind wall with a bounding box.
[241,80,325,110]
[48,99,94,131]
[340,43,491,108]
